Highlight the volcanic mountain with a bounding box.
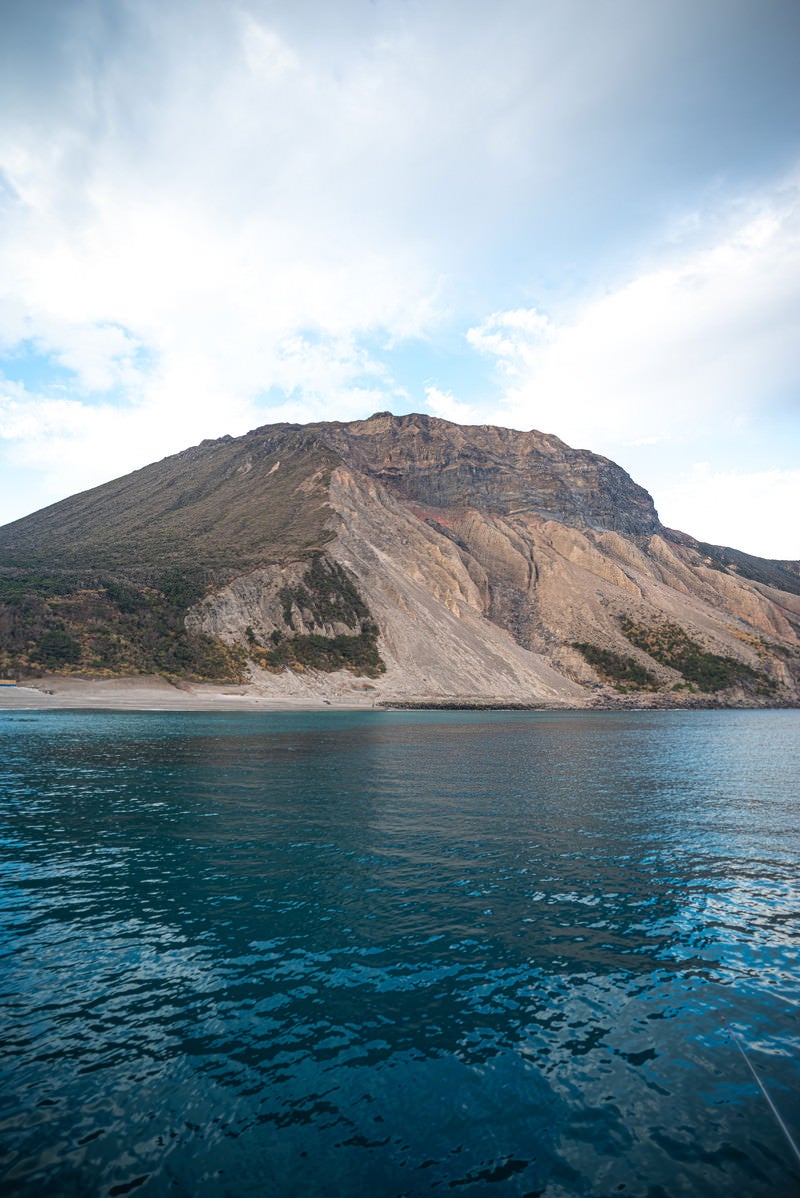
[1,412,799,707]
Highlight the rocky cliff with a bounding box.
[1,412,798,707]
[315,413,660,537]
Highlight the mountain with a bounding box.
[1,412,798,707]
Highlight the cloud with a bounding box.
[423,385,486,428]
[465,176,800,453]
[656,465,800,560]
[0,348,399,526]
[4,0,795,404]
[0,3,447,409]
[0,0,799,558]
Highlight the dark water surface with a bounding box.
[1,708,799,1196]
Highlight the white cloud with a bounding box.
[5,0,785,431]
[0,5,448,426]
[655,465,800,560]
[466,177,800,452]
[0,347,400,526]
[0,0,799,561]
[0,384,191,514]
[424,384,485,427]
[467,309,555,374]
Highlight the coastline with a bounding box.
[0,675,793,713]
[0,676,376,712]
[0,675,566,713]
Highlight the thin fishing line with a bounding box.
[725,1021,800,1169]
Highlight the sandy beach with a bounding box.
[0,674,583,713]
[0,675,379,712]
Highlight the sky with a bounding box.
[0,0,798,558]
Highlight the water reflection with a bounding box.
[1,709,799,1196]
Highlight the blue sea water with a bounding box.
[0,708,799,1197]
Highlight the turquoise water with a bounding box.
[1,708,799,1196]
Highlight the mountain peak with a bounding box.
[307,411,660,537]
[1,412,797,707]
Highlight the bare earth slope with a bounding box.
[1,412,798,707]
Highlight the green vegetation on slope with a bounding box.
[249,628,384,677]
[619,617,774,694]
[0,429,351,682]
[278,554,371,630]
[250,555,385,677]
[572,642,658,691]
[0,571,246,682]
[0,553,385,683]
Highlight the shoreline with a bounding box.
[0,677,567,713]
[0,676,374,712]
[0,675,795,714]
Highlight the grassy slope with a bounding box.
[0,428,337,577]
[0,428,342,680]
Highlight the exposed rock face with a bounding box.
[174,415,800,706]
[186,561,363,644]
[315,412,660,537]
[1,411,798,706]
[325,467,582,704]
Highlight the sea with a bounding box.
[1,708,799,1197]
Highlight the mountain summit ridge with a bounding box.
[1,412,798,707]
[312,411,661,538]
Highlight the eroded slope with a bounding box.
[2,411,799,705]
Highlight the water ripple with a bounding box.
[1,708,799,1196]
